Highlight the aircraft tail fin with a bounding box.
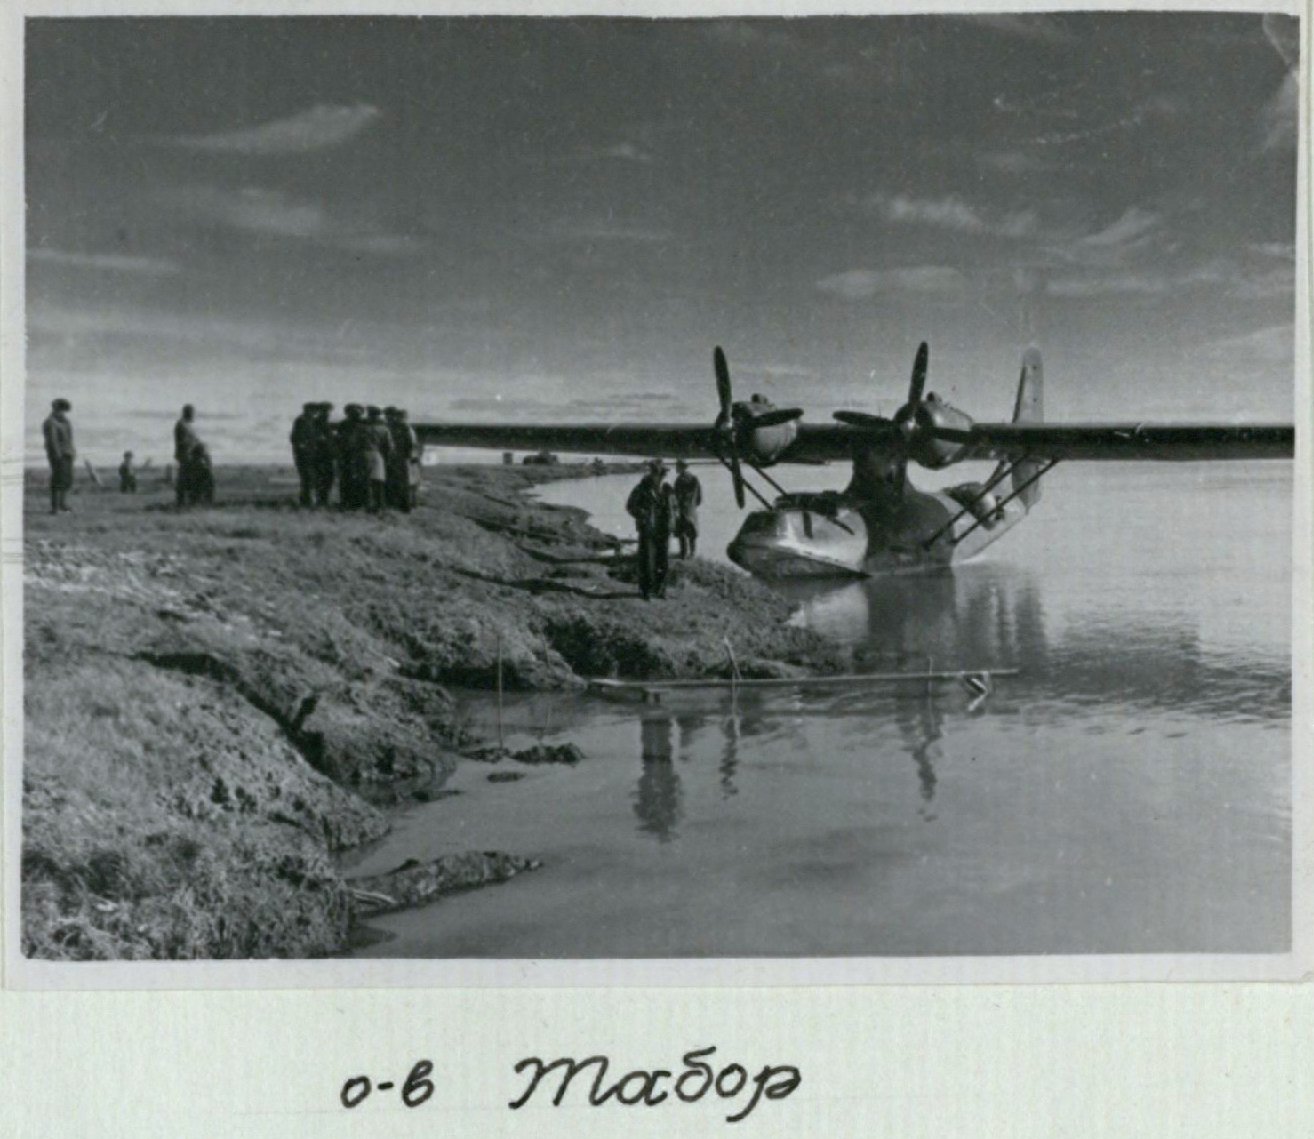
[1008,346,1044,509]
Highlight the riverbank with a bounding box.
[20,462,843,959]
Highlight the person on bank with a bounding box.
[336,404,366,510]
[42,397,75,515]
[672,459,702,559]
[626,458,674,600]
[289,402,319,507]
[385,407,420,512]
[118,451,138,494]
[173,404,203,508]
[363,405,394,513]
[310,402,336,508]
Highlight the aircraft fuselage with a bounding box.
[726,475,1030,578]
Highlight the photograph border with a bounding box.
[3,0,1309,992]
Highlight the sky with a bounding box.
[23,13,1301,464]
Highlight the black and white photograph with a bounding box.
[8,7,1303,977]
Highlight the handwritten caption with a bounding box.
[339,1047,801,1123]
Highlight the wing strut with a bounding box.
[921,457,1059,550]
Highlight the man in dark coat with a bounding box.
[626,459,674,600]
[672,459,703,559]
[289,402,318,507]
[311,403,336,507]
[118,451,138,494]
[385,407,420,512]
[335,404,366,509]
[362,406,394,513]
[42,398,75,514]
[173,404,201,508]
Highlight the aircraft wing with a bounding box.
[936,422,1295,462]
[412,421,859,462]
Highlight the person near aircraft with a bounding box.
[42,397,75,515]
[626,459,674,600]
[335,404,366,510]
[672,459,702,559]
[384,407,421,511]
[311,403,336,508]
[289,402,319,507]
[188,443,215,505]
[173,404,202,509]
[363,405,394,513]
[118,451,137,494]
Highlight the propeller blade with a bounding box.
[749,406,804,428]
[714,346,732,422]
[730,452,746,509]
[908,342,929,406]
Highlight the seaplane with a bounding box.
[414,343,1294,579]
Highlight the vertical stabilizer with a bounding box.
[1010,347,1044,508]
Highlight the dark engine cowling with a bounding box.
[896,392,973,469]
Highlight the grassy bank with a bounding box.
[21,463,843,959]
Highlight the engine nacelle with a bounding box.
[733,398,799,466]
[897,392,974,469]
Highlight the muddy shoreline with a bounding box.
[21,462,843,960]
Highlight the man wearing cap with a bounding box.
[626,459,674,600]
[289,402,319,507]
[42,398,76,514]
[362,406,394,513]
[173,404,204,508]
[672,459,703,559]
[118,451,138,494]
[336,404,366,509]
[311,403,337,508]
[385,407,420,512]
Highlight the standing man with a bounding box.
[173,404,201,508]
[42,398,75,514]
[626,459,673,600]
[672,459,703,559]
[311,403,337,508]
[386,407,421,512]
[289,402,318,507]
[336,404,365,509]
[118,451,138,494]
[362,406,394,513]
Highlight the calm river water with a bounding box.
[348,462,1291,957]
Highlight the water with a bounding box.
[347,462,1291,957]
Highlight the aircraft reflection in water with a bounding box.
[624,562,1290,841]
[415,342,1294,580]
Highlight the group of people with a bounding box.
[289,402,421,512]
[625,458,703,600]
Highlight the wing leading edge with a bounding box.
[414,419,1293,464]
[411,421,857,462]
[938,423,1295,462]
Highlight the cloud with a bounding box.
[862,192,1039,239]
[159,104,382,156]
[976,150,1058,176]
[816,266,966,300]
[157,184,423,256]
[1046,272,1171,299]
[1260,72,1298,151]
[543,221,671,244]
[1260,15,1299,152]
[1206,322,1294,365]
[27,248,182,276]
[1077,207,1160,249]
[600,142,654,164]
